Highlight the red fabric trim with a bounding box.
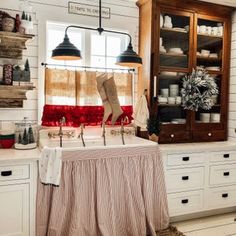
[41,105,133,127]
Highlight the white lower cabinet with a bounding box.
[161,143,236,219]
[0,160,37,236]
[0,184,29,236]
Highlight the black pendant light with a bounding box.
[51,0,142,68]
[116,42,142,68]
[52,33,81,60]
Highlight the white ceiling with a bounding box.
[126,0,236,8]
[199,0,236,7]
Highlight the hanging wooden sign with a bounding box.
[68,2,110,19]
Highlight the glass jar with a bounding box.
[14,117,38,150]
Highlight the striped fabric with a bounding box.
[36,146,169,236]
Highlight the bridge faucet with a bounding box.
[59,116,66,147]
[78,124,85,147]
[102,122,106,146]
[120,116,129,145]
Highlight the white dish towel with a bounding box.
[39,147,62,186]
[132,94,149,131]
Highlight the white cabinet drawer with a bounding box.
[210,151,236,163]
[165,167,204,192]
[210,164,236,185]
[207,186,236,209]
[0,165,30,182]
[167,153,204,166]
[167,190,204,216]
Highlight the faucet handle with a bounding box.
[80,123,85,134]
[102,122,106,136]
[121,116,129,125]
[60,116,66,125]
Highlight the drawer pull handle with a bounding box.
[182,157,189,161]
[182,176,189,180]
[1,170,12,176]
[223,154,230,158]
[223,172,230,176]
[170,134,175,138]
[222,193,228,198]
[181,199,189,204]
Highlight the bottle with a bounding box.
[15,14,21,32]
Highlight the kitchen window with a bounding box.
[44,22,133,110]
[46,22,127,68]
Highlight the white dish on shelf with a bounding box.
[209,53,218,58]
[158,96,168,103]
[205,66,221,71]
[172,118,186,124]
[169,47,183,54]
[167,97,176,104]
[160,71,177,77]
[201,53,210,57]
[171,121,179,124]
[201,49,210,56]
[172,27,186,32]
[184,25,189,32]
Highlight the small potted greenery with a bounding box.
[147,114,161,142]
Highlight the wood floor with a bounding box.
[173,213,236,236]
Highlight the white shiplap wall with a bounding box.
[0,0,139,129]
[0,3,38,129]
[228,11,236,140]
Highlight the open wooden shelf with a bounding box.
[197,56,221,61]
[160,52,187,57]
[0,85,35,108]
[161,27,188,34]
[158,103,182,107]
[197,33,223,39]
[0,32,34,59]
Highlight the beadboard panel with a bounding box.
[231,49,236,59]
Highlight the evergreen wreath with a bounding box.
[181,68,219,111]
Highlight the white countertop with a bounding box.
[0,140,236,162]
[0,148,40,162]
[159,141,236,153]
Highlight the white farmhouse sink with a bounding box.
[39,136,157,150]
[39,127,157,151]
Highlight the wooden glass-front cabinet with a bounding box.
[137,0,234,143]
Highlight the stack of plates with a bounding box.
[171,119,186,124]
[172,27,186,32]
[168,48,183,54]
[205,66,220,71]
[209,53,218,58]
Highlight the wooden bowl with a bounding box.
[2,17,15,32]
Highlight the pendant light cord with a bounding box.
[64,0,132,44]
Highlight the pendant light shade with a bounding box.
[116,43,142,68]
[51,33,81,60]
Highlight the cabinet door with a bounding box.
[191,14,229,141]
[159,8,193,71]
[155,7,194,143]
[0,184,29,236]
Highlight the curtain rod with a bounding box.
[41,63,135,72]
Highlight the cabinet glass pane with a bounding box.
[195,75,221,124]
[158,72,187,124]
[197,18,223,72]
[160,13,190,68]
